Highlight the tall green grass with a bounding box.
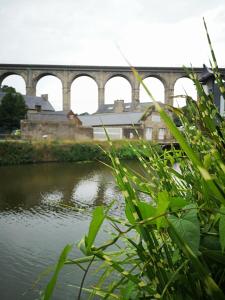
[42,20,225,300]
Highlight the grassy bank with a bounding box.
[0,139,161,166]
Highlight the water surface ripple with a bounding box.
[0,162,125,300]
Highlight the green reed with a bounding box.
[42,20,225,300]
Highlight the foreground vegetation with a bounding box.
[42,21,225,299]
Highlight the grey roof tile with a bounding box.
[96,102,153,113]
[79,112,143,126]
[0,92,55,111]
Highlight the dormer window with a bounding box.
[35,105,42,112]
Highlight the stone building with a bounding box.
[21,110,92,141]
[79,101,172,142]
[140,104,172,141]
[0,91,55,114]
[21,97,173,142]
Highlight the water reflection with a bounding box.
[0,162,121,300]
[0,162,116,212]
[0,161,143,299]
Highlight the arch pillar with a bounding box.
[96,72,106,109]
[62,71,71,111]
[163,74,178,106]
[26,86,36,96]
[98,87,105,108]
[63,83,71,111]
[164,85,174,106]
[131,76,140,110]
[26,69,36,96]
[132,87,140,108]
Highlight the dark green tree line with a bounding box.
[0,86,27,132]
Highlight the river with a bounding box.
[0,162,126,300]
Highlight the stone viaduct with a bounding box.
[0,64,224,111]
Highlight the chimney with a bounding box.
[41,94,48,101]
[113,100,125,113]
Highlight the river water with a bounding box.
[0,162,126,300]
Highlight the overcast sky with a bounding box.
[0,0,225,112]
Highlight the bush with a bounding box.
[0,140,161,166]
[0,141,34,165]
[51,142,105,162]
[0,141,107,165]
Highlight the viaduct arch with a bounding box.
[0,64,224,111]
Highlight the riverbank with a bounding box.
[0,140,161,166]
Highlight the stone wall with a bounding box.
[142,111,173,141]
[21,120,93,141]
[21,117,174,143]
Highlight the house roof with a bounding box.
[96,102,153,113]
[199,64,214,83]
[79,112,143,126]
[27,103,167,126]
[0,92,55,111]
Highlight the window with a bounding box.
[145,127,153,140]
[35,105,42,112]
[158,128,165,140]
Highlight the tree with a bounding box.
[0,86,27,132]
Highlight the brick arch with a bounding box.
[69,73,98,89]
[70,74,98,114]
[173,76,197,107]
[173,74,193,86]
[0,71,26,87]
[104,73,134,89]
[141,74,166,89]
[33,72,63,89]
[35,73,64,111]
[139,75,166,103]
[104,74,133,104]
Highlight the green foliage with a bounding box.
[0,141,35,165]
[168,204,200,255]
[219,207,225,253]
[43,244,73,300]
[0,86,27,132]
[85,206,105,254]
[0,140,153,166]
[172,98,197,127]
[51,142,105,162]
[43,21,225,299]
[115,141,162,160]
